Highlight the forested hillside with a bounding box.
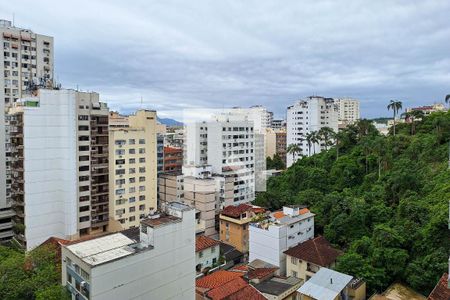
[254,111,450,295]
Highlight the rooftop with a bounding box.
[427,273,449,300]
[298,267,353,300]
[65,233,137,267]
[221,204,254,218]
[196,270,244,289]
[140,215,181,228]
[283,236,342,267]
[254,276,303,296]
[196,235,220,252]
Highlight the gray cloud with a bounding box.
[1,0,449,119]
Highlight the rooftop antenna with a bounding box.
[12,13,15,27]
[140,95,143,109]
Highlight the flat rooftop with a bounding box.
[66,233,137,267]
[298,268,353,300]
[141,215,181,228]
[254,277,302,296]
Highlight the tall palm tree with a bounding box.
[387,100,403,136]
[287,143,302,163]
[310,131,319,155]
[445,94,450,108]
[318,127,335,151]
[334,131,346,161]
[305,132,314,156]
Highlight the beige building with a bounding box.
[109,110,157,230]
[284,236,341,282]
[158,172,184,203]
[336,98,360,126]
[265,128,277,159]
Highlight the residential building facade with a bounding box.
[8,89,109,249]
[286,96,338,167]
[1,19,54,241]
[335,98,360,126]
[109,110,157,231]
[284,236,341,282]
[249,205,315,275]
[62,202,196,300]
[195,235,220,273]
[219,204,263,253]
[185,119,256,204]
[158,172,184,204]
[163,146,183,172]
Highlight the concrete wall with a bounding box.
[21,90,78,249]
[196,245,220,272]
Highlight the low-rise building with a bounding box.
[195,270,266,300]
[219,204,264,254]
[297,268,366,300]
[196,235,221,273]
[254,276,302,300]
[284,236,341,282]
[249,205,315,275]
[406,103,447,116]
[427,273,450,300]
[61,202,195,300]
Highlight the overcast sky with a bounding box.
[1,0,449,119]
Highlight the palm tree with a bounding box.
[318,127,335,151]
[387,100,403,136]
[310,131,320,155]
[286,143,302,163]
[334,131,346,160]
[445,94,450,108]
[305,132,314,156]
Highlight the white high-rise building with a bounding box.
[286,96,338,167]
[8,89,109,250]
[185,119,255,204]
[335,98,360,126]
[1,19,54,206]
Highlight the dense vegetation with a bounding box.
[0,243,70,300]
[255,111,450,295]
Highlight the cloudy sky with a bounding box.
[1,0,449,119]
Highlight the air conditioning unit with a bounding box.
[81,281,88,289]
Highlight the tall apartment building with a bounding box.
[0,20,54,240]
[62,202,195,300]
[185,119,255,204]
[158,172,184,203]
[249,205,315,275]
[276,130,287,164]
[335,98,360,127]
[108,110,157,231]
[7,89,109,250]
[286,96,338,167]
[271,119,286,130]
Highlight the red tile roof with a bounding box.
[247,267,278,280]
[221,204,253,218]
[196,235,220,252]
[231,265,249,272]
[283,236,341,267]
[206,277,248,300]
[226,285,266,300]
[273,211,285,219]
[428,273,450,300]
[196,270,244,289]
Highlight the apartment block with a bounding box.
[271,119,286,130]
[109,110,157,231]
[183,165,234,237]
[7,89,108,249]
[335,98,360,127]
[219,204,264,253]
[158,172,184,203]
[62,202,195,300]
[249,205,315,275]
[163,146,182,172]
[185,119,256,204]
[286,96,338,167]
[276,130,287,164]
[0,19,54,240]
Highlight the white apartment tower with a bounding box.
[336,98,360,125]
[0,20,54,240]
[286,96,338,167]
[185,119,255,205]
[8,89,109,250]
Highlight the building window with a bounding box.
[291,257,297,265]
[129,139,135,145]
[129,206,135,213]
[129,158,135,164]
[139,157,145,163]
[139,167,145,173]
[115,149,125,155]
[139,186,145,192]
[129,177,136,183]
[292,271,298,278]
[139,176,145,182]
[79,206,89,212]
[80,269,90,281]
[211,246,215,253]
[115,140,126,145]
[79,216,89,222]
[139,205,145,211]
[129,187,136,193]
[139,195,145,201]
[129,148,136,154]
[139,139,145,144]
[129,216,136,222]
[139,148,145,154]
[199,251,203,258]
[115,189,125,195]
[129,168,136,174]
[129,197,136,203]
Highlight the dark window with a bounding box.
[79,206,89,212]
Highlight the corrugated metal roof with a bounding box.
[298,268,353,300]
